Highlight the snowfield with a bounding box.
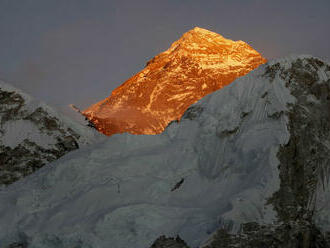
[0,55,329,248]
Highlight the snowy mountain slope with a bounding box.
[196,56,330,248]
[0,56,329,248]
[0,80,104,186]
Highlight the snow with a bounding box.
[1,120,57,148]
[1,56,328,248]
[0,80,34,104]
[0,60,287,247]
[166,92,193,102]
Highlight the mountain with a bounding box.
[83,27,266,136]
[1,55,329,248]
[0,80,103,186]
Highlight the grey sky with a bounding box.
[0,0,329,110]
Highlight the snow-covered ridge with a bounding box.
[0,55,329,248]
[0,80,104,185]
[0,80,102,143]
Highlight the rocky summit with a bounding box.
[83,27,266,136]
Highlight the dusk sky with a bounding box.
[0,0,329,110]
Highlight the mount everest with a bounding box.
[83,27,266,136]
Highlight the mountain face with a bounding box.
[83,27,266,136]
[0,81,103,186]
[1,55,329,248]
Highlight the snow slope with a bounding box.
[0,56,329,248]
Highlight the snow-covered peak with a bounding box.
[177,26,228,43]
[191,26,216,34]
[172,26,236,47]
[0,80,104,185]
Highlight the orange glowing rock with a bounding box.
[83,27,267,136]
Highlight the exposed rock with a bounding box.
[170,178,185,192]
[268,58,330,223]
[0,81,101,186]
[6,243,28,248]
[202,221,328,248]
[150,235,190,248]
[182,105,204,120]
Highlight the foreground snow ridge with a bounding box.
[1,55,330,248]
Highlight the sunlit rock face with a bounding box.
[83,27,267,136]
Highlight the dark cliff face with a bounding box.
[150,235,190,248]
[150,57,330,248]
[201,221,327,248]
[0,86,82,186]
[268,58,330,223]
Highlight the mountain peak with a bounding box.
[189,26,219,35]
[173,27,239,47]
[83,28,266,136]
[159,27,261,69]
[0,80,103,185]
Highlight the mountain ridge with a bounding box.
[0,80,104,186]
[1,55,329,248]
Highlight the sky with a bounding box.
[0,0,329,110]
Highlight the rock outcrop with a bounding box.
[0,81,102,186]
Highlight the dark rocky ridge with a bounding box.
[201,221,327,248]
[268,58,330,223]
[0,84,94,186]
[150,235,190,248]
